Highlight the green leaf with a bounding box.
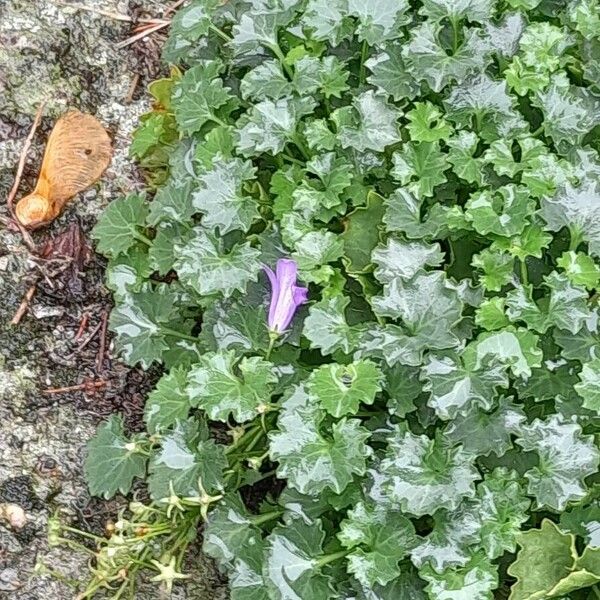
[575,359,600,412]
[380,428,479,516]
[338,501,418,587]
[410,503,481,571]
[465,185,534,237]
[195,125,236,169]
[445,73,528,142]
[148,419,226,498]
[515,415,600,510]
[175,227,261,297]
[420,552,498,600]
[372,238,444,283]
[557,251,600,289]
[475,297,511,330]
[475,469,531,559]
[192,157,258,234]
[130,112,176,159]
[508,519,600,600]
[372,272,464,352]
[341,191,385,274]
[85,415,147,498]
[404,22,490,93]
[348,0,409,45]
[240,61,292,101]
[406,101,453,143]
[293,55,349,98]
[383,188,448,240]
[263,516,333,600]
[533,73,600,151]
[540,176,600,258]
[463,327,542,379]
[269,385,371,495]
[446,131,485,185]
[391,141,449,197]
[230,11,292,57]
[554,310,600,362]
[237,96,316,156]
[148,222,185,275]
[172,63,234,134]
[92,193,149,258]
[203,494,262,567]
[568,0,600,40]
[147,177,195,227]
[422,352,509,420]
[335,91,401,152]
[303,296,357,355]
[187,350,277,422]
[419,0,494,21]
[444,398,525,457]
[287,226,345,272]
[144,366,191,433]
[166,0,219,41]
[506,272,590,334]
[109,288,190,368]
[199,281,270,353]
[307,359,383,417]
[301,0,353,46]
[366,46,419,101]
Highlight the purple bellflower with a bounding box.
[264,259,308,335]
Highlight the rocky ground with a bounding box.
[0,1,227,598]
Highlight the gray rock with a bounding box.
[0,1,228,598]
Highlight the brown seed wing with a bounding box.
[34,111,112,206]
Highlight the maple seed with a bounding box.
[15,111,112,229]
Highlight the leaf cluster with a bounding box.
[86,0,600,597]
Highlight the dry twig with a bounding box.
[54,2,169,24]
[96,309,109,373]
[5,102,46,252]
[164,0,188,17]
[74,312,90,341]
[116,20,171,48]
[42,380,108,395]
[125,73,140,104]
[10,284,38,326]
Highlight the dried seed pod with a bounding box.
[15,111,112,229]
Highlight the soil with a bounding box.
[0,1,228,598]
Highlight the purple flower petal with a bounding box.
[292,285,309,307]
[264,258,307,334]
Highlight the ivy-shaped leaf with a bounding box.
[269,385,371,495]
[85,415,147,498]
[307,359,383,417]
[187,350,277,422]
[380,428,479,516]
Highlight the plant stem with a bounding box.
[451,17,460,54]
[359,40,369,84]
[315,549,348,568]
[210,115,228,128]
[250,510,283,526]
[282,152,304,165]
[265,334,277,359]
[569,228,583,252]
[210,24,231,42]
[520,258,528,285]
[133,230,152,246]
[160,327,199,342]
[62,526,105,543]
[291,134,310,160]
[269,43,294,79]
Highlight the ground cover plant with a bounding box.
[71,0,600,597]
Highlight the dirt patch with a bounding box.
[0,1,227,597]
